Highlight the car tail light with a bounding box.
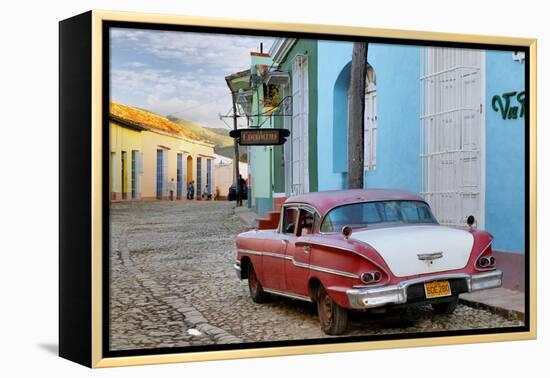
[476,245,496,270]
[478,256,492,268]
[360,271,382,284]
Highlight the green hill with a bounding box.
[167,115,233,146]
[167,115,247,162]
[208,128,234,138]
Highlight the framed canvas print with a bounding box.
[59,10,537,368]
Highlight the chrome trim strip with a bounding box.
[233,262,242,279]
[292,260,359,279]
[280,202,322,218]
[297,240,391,279]
[238,248,292,260]
[278,203,322,234]
[237,248,264,256]
[294,261,359,279]
[417,252,443,261]
[263,251,292,260]
[237,248,359,279]
[263,288,312,302]
[346,269,502,309]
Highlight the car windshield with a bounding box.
[320,200,437,232]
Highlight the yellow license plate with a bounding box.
[424,281,451,299]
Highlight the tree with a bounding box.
[347,42,368,189]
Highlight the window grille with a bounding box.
[420,47,484,227]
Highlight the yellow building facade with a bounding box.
[110,102,216,201]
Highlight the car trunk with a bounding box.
[350,225,474,277]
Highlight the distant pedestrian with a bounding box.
[203,185,212,200]
[189,181,195,200]
[237,174,246,206]
[168,178,176,201]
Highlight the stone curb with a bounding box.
[459,298,525,322]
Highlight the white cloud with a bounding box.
[111,28,273,75]
[111,67,235,128]
[126,61,148,68]
[110,28,273,129]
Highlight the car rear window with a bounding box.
[320,200,437,232]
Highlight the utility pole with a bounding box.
[225,70,251,207]
[348,42,368,189]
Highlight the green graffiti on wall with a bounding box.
[492,91,525,120]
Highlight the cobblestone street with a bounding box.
[109,200,523,351]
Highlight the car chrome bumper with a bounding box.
[346,269,503,309]
[234,261,242,279]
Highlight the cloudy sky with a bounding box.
[110,28,273,129]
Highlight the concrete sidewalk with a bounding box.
[460,287,525,321]
[233,202,258,227]
[232,205,525,321]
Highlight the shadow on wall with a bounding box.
[332,61,351,174]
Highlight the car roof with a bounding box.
[285,189,426,215]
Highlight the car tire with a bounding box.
[316,285,348,335]
[432,295,459,314]
[248,263,268,303]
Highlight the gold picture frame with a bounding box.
[59,9,537,368]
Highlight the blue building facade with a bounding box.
[485,51,526,253]
[318,42,422,193]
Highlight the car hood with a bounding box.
[350,225,474,277]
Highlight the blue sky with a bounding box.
[110,28,273,129]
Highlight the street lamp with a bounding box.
[237,88,248,113]
[236,88,250,118]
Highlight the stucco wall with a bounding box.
[317,40,351,190]
[485,51,526,253]
[272,39,319,195]
[317,42,420,192]
[214,159,248,199]
[364,44,421,192]
[109,122,143,197]
[140,130,215,199]
[249,54,274,214]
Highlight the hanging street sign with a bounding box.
[230,128,291,146]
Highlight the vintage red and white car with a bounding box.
[234,189,502,335]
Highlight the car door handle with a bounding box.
[303,245,310,253]
[281,239,289,245]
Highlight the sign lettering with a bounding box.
[492,91,525,120]
[229,128,290,146]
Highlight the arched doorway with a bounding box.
[332,62,376,176]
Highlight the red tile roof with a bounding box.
[110,102,211,144]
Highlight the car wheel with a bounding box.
[316,285,348,335]
[248,263,268,303]
[432,295,459,314]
